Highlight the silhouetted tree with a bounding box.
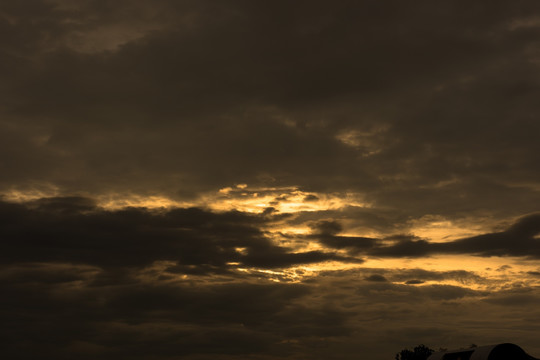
[395,344,435,360]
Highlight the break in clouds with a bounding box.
[1,1,540,359]
[3,197,539,269]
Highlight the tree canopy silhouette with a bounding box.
[395,344,435,360]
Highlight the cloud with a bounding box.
[2,227,540,359]
[2,1,540,358]
[0,270,349,359]
[390,269,486,285]
[303,194,319,202]
[316,214,540,259]
[0,197,350,270]
[430,213,540,258]
[365,274,388,282]
[0,0,538,227]
[309,220,378,254]
[405,279,425,285]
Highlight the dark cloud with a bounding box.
[405,279,425,285]
[482,287,540,307]
[319,234,377,255]
[311,220,343,235]
[1,243,539,359]
[2,1,540,359]
[0,269,354,359]
[0,195,362,359]
[0,197,349,270]
[390,269,485,285]
[310,220,377,254]
[432,213,540,258]
[0,0,538,224]
[370,238,433,258]
[365,274,388,282]
[321,268,487,287]
[317,214,540,259]
[303,194,319,202]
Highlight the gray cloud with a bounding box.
[405,279,425,285]
[0,0,538,225]
[0,197,351,270]
[375,213,540,258]
[4,256,540,360]
[315,214,540,259]
[365,274,388,282]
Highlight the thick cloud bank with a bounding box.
[1,198,540,359]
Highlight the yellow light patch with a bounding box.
[363,255,540,291]
[5,187,535,292]
[407,214,490,242]
[335,126,389,157]
[3,186,60,202]
[96,194,192,209]
[200,186,369,214]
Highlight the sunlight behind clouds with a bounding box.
[2,0,540,358]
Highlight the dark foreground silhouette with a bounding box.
[396,344,434,360]
[428,343,539,360]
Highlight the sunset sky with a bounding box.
[1,1,540,359]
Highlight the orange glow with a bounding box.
[96,194,191,209]
[4,187,537,293]
[2,186,60,202]
[406,215,490,242]
[203,185,369,214]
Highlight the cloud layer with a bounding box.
[2,1,540,359]
[1,0,539,222]
[1,198,540,359]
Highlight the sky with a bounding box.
[1,1,540,359]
